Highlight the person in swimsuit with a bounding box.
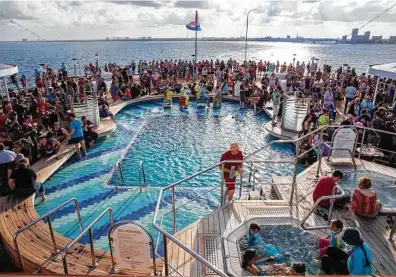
[219,143,243,202]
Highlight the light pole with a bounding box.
[245,8,257,63]
[95,53,99,74]
[72,58,77,77]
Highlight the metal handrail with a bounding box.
[153,159,296,277]
[301,185,346,231]
[61,208,114,274]
[152,122,396,276]
[13,198,83,270]
[138,160,147,190]
[153,190,228,277]
[115,161,126,192]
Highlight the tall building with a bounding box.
[364,31,371,40]
[372,35,382,42]
[351,28,359,42]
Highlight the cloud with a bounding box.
[0,2,36,20]
[1,0,396,41]
[109,1,166,7]
[174,1,210,9]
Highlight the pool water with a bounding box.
[339,172,396,207]
[239,225,319,275]
[35,100,297,254]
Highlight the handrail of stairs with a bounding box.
[300,185,346,231]
[13,198,83,271]
[61,208,114,274]
[138,160,147,191]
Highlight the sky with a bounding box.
[0,0,395,41]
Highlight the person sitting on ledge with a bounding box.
[8,158,47,201]
[345,177,381,218]
[312,170,350,208]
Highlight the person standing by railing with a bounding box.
[219,143,243,203]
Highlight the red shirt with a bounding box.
[351,189,378,217]
[220,150,243,184]
[312,176,336,207]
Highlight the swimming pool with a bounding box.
[339,172,396,207]
[239,225,319,275]
[35,100,297,255]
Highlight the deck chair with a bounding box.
[327,126,357,168]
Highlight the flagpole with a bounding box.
[193,10,198,84]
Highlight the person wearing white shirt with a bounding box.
[234,79,242,97]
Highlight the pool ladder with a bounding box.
[115,161,147,192]
[138,161,148,191]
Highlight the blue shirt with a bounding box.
[345,86,356,99]
[348,243,372,275]
[360,101,373,112]
[70,119,83,139]
[110,84,119,96]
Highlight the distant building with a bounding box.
[389,36,396,43]
[372,35,382,42]
[357,31,370,42]
[351,28,359,42]
[22,38,27,42]
[105,37,110,40]
[342,35,347,41]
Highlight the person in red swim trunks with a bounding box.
[219,143,244,203]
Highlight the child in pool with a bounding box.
[242,248,306,276]
[246,223,285,262]
[317,219,345,257]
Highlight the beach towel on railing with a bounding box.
[331,127,357,159]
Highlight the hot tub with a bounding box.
[223,217,321,275]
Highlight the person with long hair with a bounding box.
[346,177,381,218]
[321,228,372,275]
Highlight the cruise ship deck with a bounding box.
[162,158,396,276]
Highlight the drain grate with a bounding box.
[243,206,291,217]
[204,237,218,275]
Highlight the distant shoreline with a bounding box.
[1,38,395,44]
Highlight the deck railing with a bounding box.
[61,208,114,274]
[300,185,346,231]
[152,123,396,275]
[13,198,83,271]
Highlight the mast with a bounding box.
[193,10,198,83]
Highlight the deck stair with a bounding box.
[0,195,162,275]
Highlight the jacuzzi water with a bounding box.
[339,172,396,207]
[239,225,319,275]
[35,100,298,255]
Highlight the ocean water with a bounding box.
[1,40,395,79]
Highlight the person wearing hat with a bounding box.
[321,228,372,275]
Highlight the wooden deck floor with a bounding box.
[166,158,396,276]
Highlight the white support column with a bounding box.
[3,77,9,101]
[372,77,380,106]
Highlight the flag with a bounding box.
[186,11,201,31]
